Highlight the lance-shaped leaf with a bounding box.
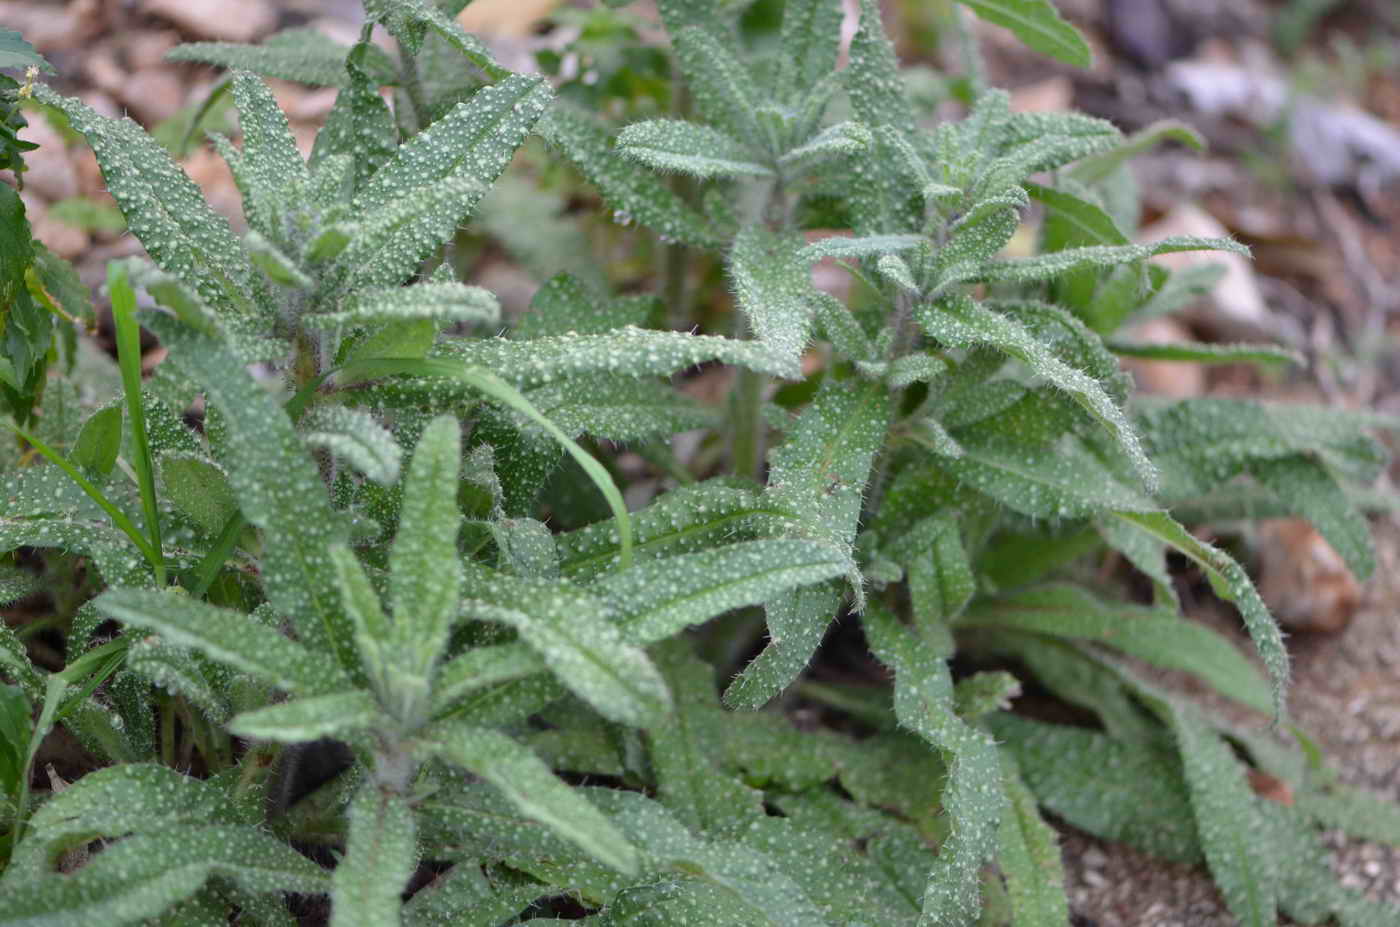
[989,713,1201,862]
[94,588,346,695]
[389,415,463,670]
[403,861,550,927]
[0,518,150,589]
[362,0,504,77]
[1166,703,1279,926]
[918,294,1155,488]
[1250,454,1374,581]
[167,29,398,87]
[230,72,310,243]
[778,121,872,172]
[595,539,850,645]
[956,0,1091,67]
[1109,510,1288,719]
[996,753,1071,927]
[556,480,791,580]
[722,581,842,710]
[429,723,639,874]
[9,764,226,878]
[1069,119,1205,186]
[960,584,1273,714]
[0,825,328,927]
[300,405,403,486]
[521,375,717,444]
[539,104,721,250]
[1108,339,1301,368]
[729,226,812,375]
[230,690,384,742]
[432,642,546,709]
[670,26,763,145]
[303,281,500,329]
[778,0,844,100]
[142,314,356,672]
[978,236,1250,285]
[460,566,670,727]
[799,233,924,263]
[330,784,417,927]
[618,119,771,179]
[847,0,917,138]
[309,41,398,191]
[32,86,257,317]
[333,75,550,287]
[432,327,794,386]
[864,604,1006,923]
[892,512,975,636]
[125,637,232,724]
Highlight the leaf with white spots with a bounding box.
[362,0,505,77]
[669,26,763,147]
[94,588,347,696]
[863,604,1006,924]
[309,41,398,192]
[722,581,841,710]
[917,294,1155,488]
[1108,510,1289,721]
[595,539,850,645]
[125,637,232,725]
[143,314,357,673]
[303,281,500,330]
[0,826,327,927]
[432,643,546,709]
[729,226,814,374]
[617,119,771,180]
[556,480,790,581]
[995,753,1071,927]
[429,723,639,874]
[432,327,795,386]
[459,565,670,728]
[777,0,844,101]
[166,30,398,87]
[540,104,721,250]
[229,689,385,742]
[978,236,1249,286]
[330,784,417,927]
[32,86,259,317]
[230,72,310,245]
[777,121,872,173]
[300,405,403,485]
[389,415,463,676]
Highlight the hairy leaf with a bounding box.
[330,784,417,927]
[166,30,397,87]
[618,119,771,179]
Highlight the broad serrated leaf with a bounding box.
[0,28,52,72]
[330,784,417,927]
[32,86,257,317]
[864,604,1005,923]
[166,30,397,87]
[595,539,849,645]
[460,566,671,728]
[1109,510,1288,719]
[158,453,238,535]
[143,314,355,671]
[94,588,346,696]
[617,119,771,179]
[956,0,1091,67]
[918,294,1155,487]
[429,723,639,874]
[540,104,721,249]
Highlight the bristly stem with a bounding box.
[397,46,431,135]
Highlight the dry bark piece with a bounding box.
[1256,518,1362,633]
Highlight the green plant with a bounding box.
[2,1,1398,925]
